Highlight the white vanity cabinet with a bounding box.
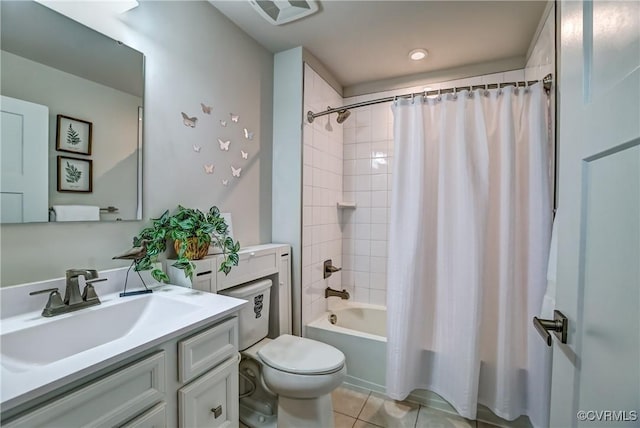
[3,352,166,428]
[178,356,238,427]
[2,316,240,428]
[177,317,239,427]
[121,403,167,428]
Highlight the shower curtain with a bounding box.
[386,83,552,427]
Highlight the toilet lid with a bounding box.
[257,334,345,375]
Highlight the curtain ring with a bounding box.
[437,89,442,102]
[453,87,458,100]
[411,93,415,104]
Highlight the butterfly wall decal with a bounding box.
[231,166,242,177]
[230,113,239,123]
[241,150,248,159]
[181,112,197,128]
[222,179,229,186]
[200,103,212,114]
[243,128,254,140]
[220,120,227,127]
[218,139,230,151]
[193,144,201,153]
[203,164,214,174]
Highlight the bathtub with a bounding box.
[306,304,503,423]
[306,303,387,391]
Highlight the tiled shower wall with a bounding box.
[301,64,344,327]
[303,4,554,311]
[340,70,530,307]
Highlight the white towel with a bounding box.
[52,205,100,222]
[540,210,558,319]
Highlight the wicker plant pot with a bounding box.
[174,237,209,260]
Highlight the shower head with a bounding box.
[336,109,351,124]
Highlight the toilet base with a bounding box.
[276,394,335,428]
[239,398,277,428]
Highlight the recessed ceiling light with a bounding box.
[409,49,428,61]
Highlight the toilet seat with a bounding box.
[257,334,345,375]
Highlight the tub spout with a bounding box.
[325,287,350,299]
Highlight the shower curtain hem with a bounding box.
[400,383,536,425]
[476,397,529,423]
[402,382,476,420]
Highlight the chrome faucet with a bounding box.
[30,269,107,317]
[325,287,350,300]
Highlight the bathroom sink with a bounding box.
[1,294,201,368]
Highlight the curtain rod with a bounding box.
[307,73,553,123]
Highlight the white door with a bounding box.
[0,96,49,223]
[551,1,639,427]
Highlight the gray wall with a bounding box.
[1,1,273,286]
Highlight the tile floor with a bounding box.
[240,384,505,428]
[331,385,500,428]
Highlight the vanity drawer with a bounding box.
[5,352,166,428]
[178,317,238,383]
[178,355,238,428]
[120,402,167,428]
[215,248,278,292]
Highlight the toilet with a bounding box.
[220,279,346,428]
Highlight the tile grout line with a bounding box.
[354,390,372,421]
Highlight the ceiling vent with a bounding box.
[248,0,319,25]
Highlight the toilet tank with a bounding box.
[219,279,272,350]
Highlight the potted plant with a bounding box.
[132,205,240,282]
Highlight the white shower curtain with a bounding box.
[386,83,552,427]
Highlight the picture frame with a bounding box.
[57,156,93,193]
[56,114,92,155]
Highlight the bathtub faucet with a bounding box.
[325,287,350,300]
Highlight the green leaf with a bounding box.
[128,204,240,280]
[151,269,169,283]
[227,252,239,266]
[64,162,82,183]
[66,123,81,146]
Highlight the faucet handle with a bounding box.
[83,277,107,302]
[29,287,59,296]
[30,288,65,317]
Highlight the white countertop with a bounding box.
[0,284,246,412]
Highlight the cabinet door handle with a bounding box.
[211,405,222,418]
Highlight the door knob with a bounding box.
[533,310,568,346]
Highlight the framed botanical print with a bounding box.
[57,156,92,193]
[56,114,92,155]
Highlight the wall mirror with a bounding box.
[1,0,144,223]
